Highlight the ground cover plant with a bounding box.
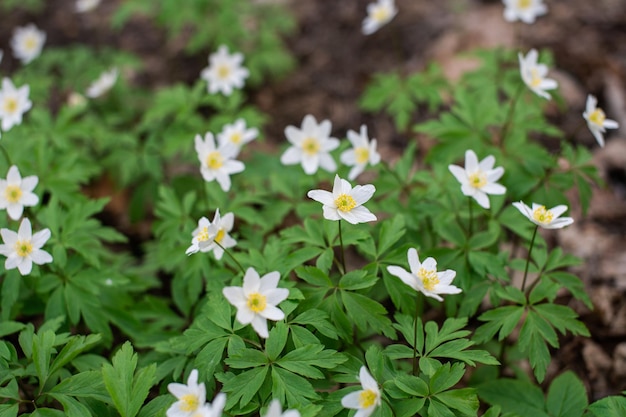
[0,0,625,416]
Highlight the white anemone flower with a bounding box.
[11,24,46,65]
[307,175,376,225]
[86,67,118,98]
[503,0,547,24]
[194,132,245,192]
[223,267,289,339]
[582,94,619,148]
[280,114,339,175]
[340,125,381,181]
[0,165,39,220]
[448,149,506,209]
[387,248,461,301]
[341,366,381,417]
[263,399,301,417]
[0,218,52,276]
[362,0,398,35]
[185,209,236,259]
[75,0,101,12]
[512,201,574,229]
[0,78,33,132]
[166,369,206,417]
[200,45,249,96]
[217,118,258,156]
[518,49,558,100]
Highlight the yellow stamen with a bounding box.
[468,171,487,189]
[334,194,357,212]
[4,185,23,203]
[3,98,18,114]
[372,6,390,22]
[517,0,532,9]
[588,108,606,127]
[532,205,553,224]
[529,68,542,88]
[217,65,230,79]
[301,138,320,156]
[206,151,223,170]
[355,147,369,165]
[215,228,225,244]
[230,132,242,144]
[247,292,267,313]
[196,226,210,242]
[15,240,33,258]
[417,267,439,291]
[24,35,38,51]
[179,394,199,412]
[359,389,378,408]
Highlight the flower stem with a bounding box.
[338,220,347,274]
[499,83,525,147]
[521,226,538,292]
[0,144,12,166]
[215,242,245,275]
[412,299,420,375]
[468,197,473,236]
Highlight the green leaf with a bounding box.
[377,214,406,256]
[341,291,395,338]
[266,322,289,361]
[475,305,525,343]
[587,395,626,417]
[292,309,338,340]
[0,404,18,417]
[49,371,109,401]
[434,388,479,416]
[395,374,429,397]
[546,371,587,417]
[271,366,319,408]
[295,266,333,288]
[225,348,268,369]
[478,378,550,417]
[47,394,93,417]
[277,345,345,378]
[101,342,155,417]
[32,330,56,386]
[429,362,465,394]
[221,367,269,408]
[427,397,456,417]
[49,334,102,376]
[339,270,376,290]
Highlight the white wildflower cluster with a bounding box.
[166,370,226,417]
[186,209,236,259]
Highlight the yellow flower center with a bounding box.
[230,132,242,144]
[179,394,199,412]
[517,0,532,9]
[24,35,38,51]
[215,228,225,244]
[196,226,210,242]
[372,6,390,22]
[15,240,33,258]
[417,267,439,291]
[217,65,231,79]
[247,292,267,313]
[301,137,320,156]
[529,68,542,88]
[3,97,18,114]
[334,194,357,212]
[359,389,378,408]
[588,108,606,127]
[5,185,23,203]
[355,147,370,165]
[532,205,554,224]
[468,171,487,189]
[206,151,223,170]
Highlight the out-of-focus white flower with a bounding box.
[217,118,258,156]
[448,149,506,209]
[362,0,397,35]
[262,399,300,417]
[512,201,574,229]
[582,94,619,148]
[223,267,289,339]
[503,0,547,24]
[341,366,381,417]
[11,24,46,65]
[386,248,461,302]
[518,49,558,100]
[75,0,101,12]
[0,165,39,220]
[0,78,33,132]
[194,132,245,192]
[86,67,118,98]
[200,45,249,96]
[340,125,381,181]
[0,218,52,276]
[67,92,87,108]
[307,175,376,224]
[280,115,339,175]
[166,369,206,417]
[185,209,236,259]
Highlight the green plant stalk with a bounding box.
[468,196,473,236]
[215,241,245,275]
[521,226,538,292]
[338,220,347,274]
[0,144,12,166]
[413,299,420,375]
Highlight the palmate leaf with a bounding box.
[546,371,587,417]
[219,367,269,409]
[271,367,319,408]
[277,344,346,378]
[341,291,395,339]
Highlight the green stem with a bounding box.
[499,83,525,147]
[468,197,473,236]
[0,144,12,166]
[338,220,346,274]
[413,299,420,375]
[215,241,245,275]
[521,226,538,292]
